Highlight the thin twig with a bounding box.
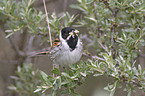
[9,37,23,56]
[63,0,68,12]
[43,0,54,78]
[34,0,58,7]
[26,47,51,57]
[43,0,52,47]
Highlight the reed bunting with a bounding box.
[50,27,83,66]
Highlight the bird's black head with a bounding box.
[61,27,79,51]
[61,27,75,40]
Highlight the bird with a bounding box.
[50,27,83,66]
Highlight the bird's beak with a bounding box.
[74,30,79,34]
[69,31,73,36]
[69,30,79,38]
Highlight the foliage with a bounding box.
[0,0,145,96]
[8,63,47,96]
[0,0,77,42]
[34,52,145,96]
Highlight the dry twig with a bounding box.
[43,0,52,47]
[43,0,55,78]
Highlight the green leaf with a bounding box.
[93,73,103,77]
[80,71,87,77]
[117,82,122,88]
[40,71,48,82]
[60,88,69,94]
[104,81,118,96]
[52,67,61,75]
[85,16,97,23]
[17,66,21,72]
[69,70,74,76]
[34,88,42,93]
[134,3,145,12]
[138,64,142,74]
[5,32,14,38]
[61,80,71,86]
[10,76,19,80]
[61,72,71,78]
[8,85,17,90]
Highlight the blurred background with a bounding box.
[0,0,145,96]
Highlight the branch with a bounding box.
[102,0,120,58]
[102,0,114,14]
[121,77,142,87]
[102,0,120,18]
[8,36,24,56]
[28,36,35,50]
[0,24,24,56]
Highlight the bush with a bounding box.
[0,0,145,96]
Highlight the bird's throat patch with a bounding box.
[67,35,78,51]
